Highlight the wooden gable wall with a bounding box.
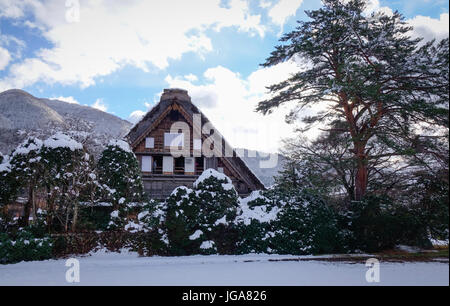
[132,102,248,190]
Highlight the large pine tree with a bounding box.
[257,0,449,200]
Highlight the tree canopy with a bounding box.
[257,0,449,200]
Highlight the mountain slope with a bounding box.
[0,89,65,130]
[0,89,132,155]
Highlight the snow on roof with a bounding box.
[193,168,234,191]
[43,133,83,151]
[108,139,133,153]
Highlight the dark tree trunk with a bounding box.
[355,164,368,201]
[354,146,368,201]
[21,186,34,226]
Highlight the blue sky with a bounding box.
[0,0,448,152]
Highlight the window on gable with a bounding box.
[164,133,184,147]
[145,137,154,148]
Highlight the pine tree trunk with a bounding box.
[355,165,368,201]
[354,146,368,201]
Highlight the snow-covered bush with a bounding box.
[234,191,277,254]
[40,133,98,232]
[125,200,170,255]
[5,133,97,232]
[107,209,124,230]
[125,199,165,233]
[125,169,343,256]
[167,169,239,255]
[97,140,144,209]
[135,169,240,255]
[236,187,343,255]
[344,196,432,252]
[9,137,45,226]
[0,227,53,264]
[0,154,18,219]
[77,205,112,231]
[271,189,342,255]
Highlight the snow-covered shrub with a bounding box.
[0,227,53,264]
[78,205,112,231]
[126,200,170,255]
[126,199,165,233]
[9,137,45,226]
[40,133,98,232]
[236,187,343,255]
[101,199,169,255]
[107,209,124,230]
[271,189,341,255]
[413,173,449,242]
[107,200,157,231]
[0,154,18,219]
[234,191,277,254]
[344,196,432,252]
[138,169,240,255]
[97,140,144,209]
[6,133,97,232]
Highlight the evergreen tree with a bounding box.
[9,137,44,226]
[257,0,449,200]
[97,140,143,209]
[0,154,18,221]
[149,169,240,255]
[40,133,98,232]
[236,187,343,255]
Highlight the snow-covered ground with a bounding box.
[0,250,448,286]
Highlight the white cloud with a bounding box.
[259,1,273,9]
[184,74,198,82]
[91,98,107,112]
[164,61,303,153]
[408,13,449,42]
[128,100,157,124]
[0,0,36,19]
[128,110,146,124]
[364,0,393,15]
[0,46,11,70]
[363,0,448,42]
[0,0,266,90]
[268,0,303,27]
[50,96,79,104]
